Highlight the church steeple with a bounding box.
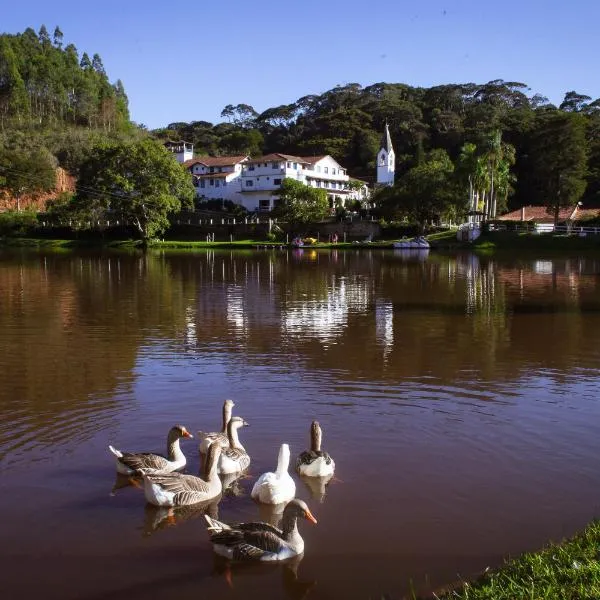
[376,122,395,186]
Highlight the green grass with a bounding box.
[426,520,600,600]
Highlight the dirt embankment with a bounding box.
[0,168,76,212]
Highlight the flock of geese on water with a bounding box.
[108,399,335,563]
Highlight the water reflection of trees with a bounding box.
[3,249,600,446]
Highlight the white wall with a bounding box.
[377,148,395,186]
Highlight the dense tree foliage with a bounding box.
[0,26,130,130]
[0,25,143,213]
[272,179,329,229]
[67,139,195,241]
[157,81,600,216]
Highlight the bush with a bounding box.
[0,211,39,236]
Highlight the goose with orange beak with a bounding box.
[204,498,317,561]
[108,425,193,475]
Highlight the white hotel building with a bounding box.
[168,145,371,213]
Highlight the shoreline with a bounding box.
[2,230,600,253]
[421,519,600,599]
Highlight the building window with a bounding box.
[293,162,298,169]
[216,180,220,187]
[246,180,253,187]
[272,162,279,168]
[259,200,270,209]
[210,167,214,173]
[210,179,214,186]
[286,162,292,168]
[223,180,227,187]
[332,168,336,175]
[274,178,281,185]
[249,165,255,171]
[200,180,205,188]
[324,167,328,174]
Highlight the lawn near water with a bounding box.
[427,521,600,599]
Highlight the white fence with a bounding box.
[489,222,600,235]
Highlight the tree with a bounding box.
[53,26,64,49]
[0,147,56,211]
[272,179,329,229]
[377,149,460,232]
[72,139,195,241]
[92,53,106,75]
[530,110,588,224]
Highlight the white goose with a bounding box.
[251,443,296,505]
[204,498,317,562]
[296,421,335,477]
[139,442,222,507]
[108,425,193,475]
[217,416,250,475]
[198,399,236,454]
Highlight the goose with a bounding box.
[198,399,236,454]
[296,421,335,478]
[251,443,296,505]
[139,442,222,507]
[204,498,317,561]
[217,416,250,475]
[108,425,193,475]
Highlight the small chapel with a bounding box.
[376,123,395,187]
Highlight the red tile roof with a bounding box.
[497,205,575,222]
[300,155,327,164]
[183,155,248,168]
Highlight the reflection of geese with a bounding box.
[140,443,222,507]
[282,554,318,600]
[299,473,334,503]
[217,417,250,474]
[211,553,317,600]
[205,498,317,561]
[108,425,193,475]
[220,470,247,498]
[141,496,220,537]
[198,399,236,454]
[110,473,140,495]
[296,421,335,478]
[251,443,296,505]
[257,501,286,528]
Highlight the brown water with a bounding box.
[2,248,600,599]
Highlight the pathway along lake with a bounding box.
[2,247,600,599]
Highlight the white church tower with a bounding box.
[376,123,395,186]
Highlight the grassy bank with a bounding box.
[426,520,600,600]
[3,230,600,253]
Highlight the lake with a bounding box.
[2,247,600,599]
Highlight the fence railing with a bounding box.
[489,222,600,235]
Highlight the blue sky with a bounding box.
[4,0,599,129]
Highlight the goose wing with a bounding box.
[222,447,250,470]
[210,527,287,560]
[118,452,171,472]
[297,450,333,467]
[144,472,211,494]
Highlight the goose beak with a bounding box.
[305,509,318,525]
[183,430,193,439]
[243,420,250,427]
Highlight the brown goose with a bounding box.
[108,425,193,475]
[204,498,317,561]
[139,442,222,507]
[295,421,335,478]
[198,399,236,454]
[217,416,250,474]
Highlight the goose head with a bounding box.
[168,425,194,443]
[284,498,318,525]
